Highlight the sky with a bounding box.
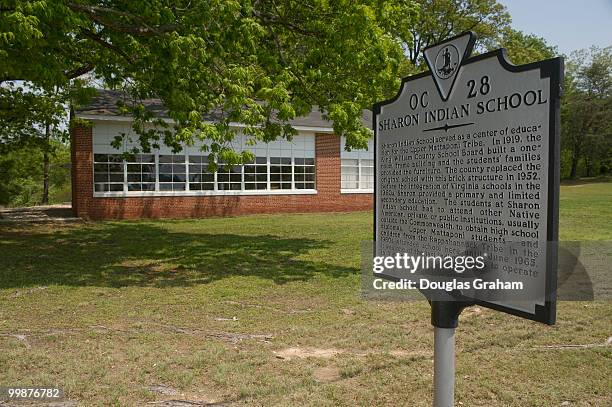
[501,0,612,55]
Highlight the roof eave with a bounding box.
[75,113,337,133]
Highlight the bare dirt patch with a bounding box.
[0,323,274,348]
[533,337,612,350]
[144,385,224,406]
[274,347,431,361]
[313,366,342,383]
[387,349,433,358]
[146,400,224,406]
[274,347,343,360]
[461,306,485,319]
[340,308,356,315]
[147,385,180,396]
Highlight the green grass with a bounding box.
[559,182,612,240]
[0,183,610,406]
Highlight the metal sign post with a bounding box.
[433,327,454,407]
[431,301,466,407]
[372,31,562,406]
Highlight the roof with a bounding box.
[76,89,373,130]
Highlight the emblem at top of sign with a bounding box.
[434,45,459,79]
[424,32,476,101]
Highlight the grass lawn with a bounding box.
[1,182,611,406]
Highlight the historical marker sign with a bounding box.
[373,32,563,324]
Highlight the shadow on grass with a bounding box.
[0,222,354,288]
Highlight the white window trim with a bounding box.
[92,151,318,198]
[92,124,317,197]
[340,137,373,194]
[340,157,373,193]
[340,188,373,194]
[93,189,317,198]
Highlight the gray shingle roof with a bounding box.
[77,89,372,129]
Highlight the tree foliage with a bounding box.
[2,0,581,190]
[0,80,93,202]
[497,28,556,65]
[561,47,612,178]
[1,0,419,163]
[0,83,68,203]
[0,84,67,148]
[403,0,510,70]
[0,141,71,206]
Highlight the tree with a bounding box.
[561,47,612,179]
[0,85,66,203]
[582,134,611,177]
[0,140,71,206]
[403,0,510,70]
[0,82,91,203]
[497,28,556,65]
[1,0,419,164]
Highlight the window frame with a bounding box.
[340,137,374,194]
[92,151,317,197]
[93,153,125,193]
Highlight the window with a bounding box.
[360,159,374,189]
[126,154,156,191]
[159,155,186,191]
[341,159,359,189]
[92,126,317,196]
[93,154,124,192]
[244,157,268,190]
[294,158,316,189]
[283,134,315,190]
[270,157,292,190]
[217,162,242,191]
[340,137,374,192]
[188,155,214,191]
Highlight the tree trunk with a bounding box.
[570,154,579,179]
[42,122,50,204]
[570,140,581,179]
[585,157,592,178]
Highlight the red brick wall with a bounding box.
[71,123,94,219]
[70,124,372,220]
